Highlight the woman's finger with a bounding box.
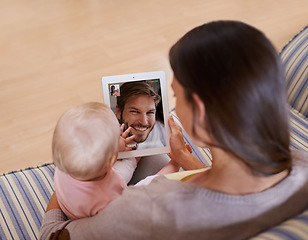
[168,116,177,133]
[169,116,183,136]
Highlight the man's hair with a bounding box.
[52,102,119,180]
[169,20,291,176]
[116,81,161,114]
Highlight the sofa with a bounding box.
[0,26,307,239]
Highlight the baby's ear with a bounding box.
[192,93,206,126]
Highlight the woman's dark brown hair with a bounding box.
[169,20,291,175]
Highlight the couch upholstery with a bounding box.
[0,26,307,239]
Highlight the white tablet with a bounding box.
[102,71,170,159]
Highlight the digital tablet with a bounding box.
[102,71,170,159]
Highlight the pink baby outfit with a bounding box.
[54,167,126,219]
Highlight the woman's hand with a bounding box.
[168,116,189,160]
[168,116,207,170]
[119,124,135,152]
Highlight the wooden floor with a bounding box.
[0,0,307,174]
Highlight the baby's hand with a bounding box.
[119,124,135,152]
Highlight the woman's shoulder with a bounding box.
[291,150,308,177]
[292,149,308,166]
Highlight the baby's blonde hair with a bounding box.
[52,102,119,180]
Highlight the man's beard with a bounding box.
[120,116,154,144]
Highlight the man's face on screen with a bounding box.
[117,94,156,143]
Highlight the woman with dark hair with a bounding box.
[110,85,120,96]
[40,21,308,240]
[169,20,292,176]
[110,85,116,96]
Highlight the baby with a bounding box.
[52,102,138,219]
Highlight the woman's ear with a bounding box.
[191,93,211,148]
[192,93,206,126]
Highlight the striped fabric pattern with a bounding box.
[0,164,55,240]
[280,26,308,117]
[290,107,308,151]
[251,209,308,240]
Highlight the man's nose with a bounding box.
[138,114,148,125]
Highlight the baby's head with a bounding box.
[52,102,120,181]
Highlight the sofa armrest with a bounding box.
[0,164,55,239]
[280,26,308,117]
[250,209,308,240]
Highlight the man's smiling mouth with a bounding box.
[133,126,148,132]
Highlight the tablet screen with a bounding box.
[102,71,170,159]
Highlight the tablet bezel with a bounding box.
[102,71,170,159]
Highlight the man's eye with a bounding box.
[130,111,138,114]
[147,112,155,115]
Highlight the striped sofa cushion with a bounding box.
[0,164,55,240]
[280,26,308,117]
[290,107,308,151]
[250,209,308,240]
